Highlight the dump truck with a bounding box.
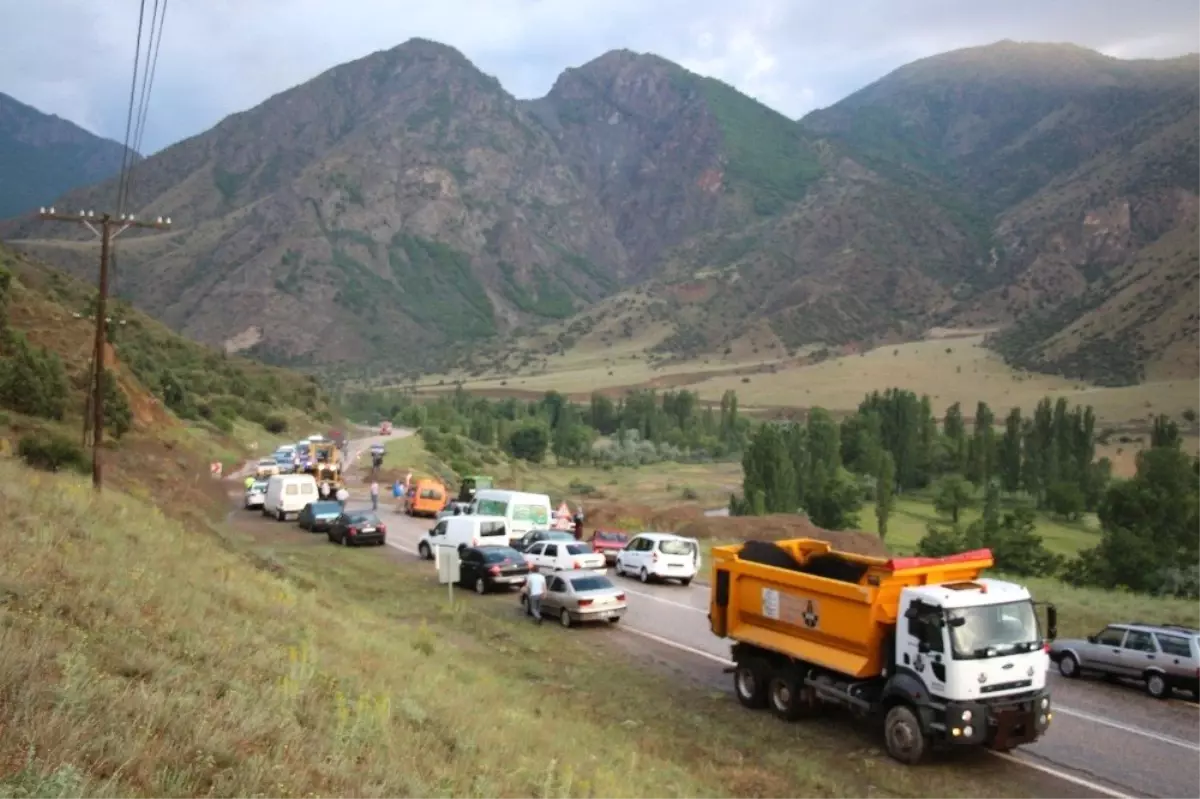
[709,539,1057,765]
[302,440,343,487]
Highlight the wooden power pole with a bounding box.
[38,206,171,490]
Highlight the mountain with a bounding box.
[798,41,1199,384]
[0,92,134,219]
[4,40,1197,386]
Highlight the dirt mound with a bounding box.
[676,515,890,557]
[584,501,705,532]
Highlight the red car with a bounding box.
[589,530,630,564]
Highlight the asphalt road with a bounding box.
[341,431,1200,799]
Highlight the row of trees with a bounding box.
[734,387,1199,598]
[342,386,752,469]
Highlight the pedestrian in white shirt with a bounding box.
[522,566,547,625]
[336,486,349,509]
[369,481,380,510]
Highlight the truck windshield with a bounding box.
[946,601,1041,659]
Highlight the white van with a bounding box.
[471,489,553,543]
[417,515,509,560]
[263,474,318,521]
[614,532,701,586]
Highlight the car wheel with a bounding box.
[326,531,334,543]
[276,509,285,522]
[607,616,620,624]
[418,542,431,560]
[559,608,572,628]
[1146,672,1169,700]
[378,538,387,547]
[680,578,692,587]
[1058,653,1079,678]
[341,534,351,547]
[639,567,650,584]
[475,578,487,595]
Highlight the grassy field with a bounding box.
[0,456,1070,799]
[413,334,1199,430]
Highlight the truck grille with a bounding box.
[980,679,1034,694]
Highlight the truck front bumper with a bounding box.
[940,689,1052,749]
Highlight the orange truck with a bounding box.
[709,539,1056,765]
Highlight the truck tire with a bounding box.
[884,704,929,765]
[734,659,769,710]
[767,667,819,722]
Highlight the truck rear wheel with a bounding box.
[884,704,928,765]
[734,659,769,709]
[768,668,819,721]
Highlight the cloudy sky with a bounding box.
[3,0,1197,154]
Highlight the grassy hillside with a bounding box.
[0,243,332,476]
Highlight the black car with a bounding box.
[512,529,576,553]
[328,510,386,547]
[459,546,531,594]
[298,500,344,532]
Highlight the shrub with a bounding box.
[0,334,70,420]
[18,431,89,473]
[264,415,289,434]
[102,370,133,439]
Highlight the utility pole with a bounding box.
[38,206,171,490]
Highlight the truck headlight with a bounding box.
[961,710,973,722]
[963,725,974,737]
[1040,697,1049,710]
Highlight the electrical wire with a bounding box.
[114,0,148,216]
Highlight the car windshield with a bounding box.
[347,512,380,525]
[595,531,627,542]
[250,481,268,491]
[311,501,341,514]
[482,548,523,563]
[569,575,614,592]
[513,504,550,525]
[659,539,695,556]
[564,544,591,555]
[947,600,1041,659]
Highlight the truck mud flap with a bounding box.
[711,570,730,637]
[988,708,1037,751]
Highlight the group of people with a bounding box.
[318,480,350,507]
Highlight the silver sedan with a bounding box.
[526,571,627,628]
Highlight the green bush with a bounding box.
[102,370,133,439]
[264,415,289,434]
[0,334,70,420]
[18,431,89,473]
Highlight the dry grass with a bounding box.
[414,334,1199,429]
[0,457,1063,798]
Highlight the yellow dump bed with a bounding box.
[709,538,994,679]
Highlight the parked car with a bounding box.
[521,571,627,628]
[298,500,344,532]
[436,501,473,521]
[589,530,629,564]
[512,528,576,553]
[614,532,700,585]
[327,510,387,547]
[522,540,606,573]
[1049,621,1200,699]
[458,546,531,594]
[244,480,268,509]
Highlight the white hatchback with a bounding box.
[615,532,701,586]
[523,540,606,574]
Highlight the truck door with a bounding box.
[900,598,948,692]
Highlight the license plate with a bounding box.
[668,563,682,568]
[361,527,376,533]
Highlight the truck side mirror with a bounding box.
[1086,634,1097,644]
[1046,603,1058,640]
[904,606,919,621]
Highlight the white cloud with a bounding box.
[1,0,1195,154]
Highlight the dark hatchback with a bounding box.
[328,511,387,547]
[459,546,531,594]
[298,500,344,532]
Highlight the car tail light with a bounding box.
[488,565,501,575]
[379,524,387,533]
[573,561,581,569]
[348,527,358,536]
[615,593,626,602]
[578,599,593,607]
[1043,643,1051,653]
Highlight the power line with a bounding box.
[114,0,149,216]
[131,0,168,165]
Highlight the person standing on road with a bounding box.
[522,566,547,624]
[319,480,330,499]
[243,475,254,490]
[573,506,585,541]
[369,480,380,510]
[336,486,349,509]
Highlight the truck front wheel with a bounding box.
[734,659,769,709]
[884,704,929,765]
